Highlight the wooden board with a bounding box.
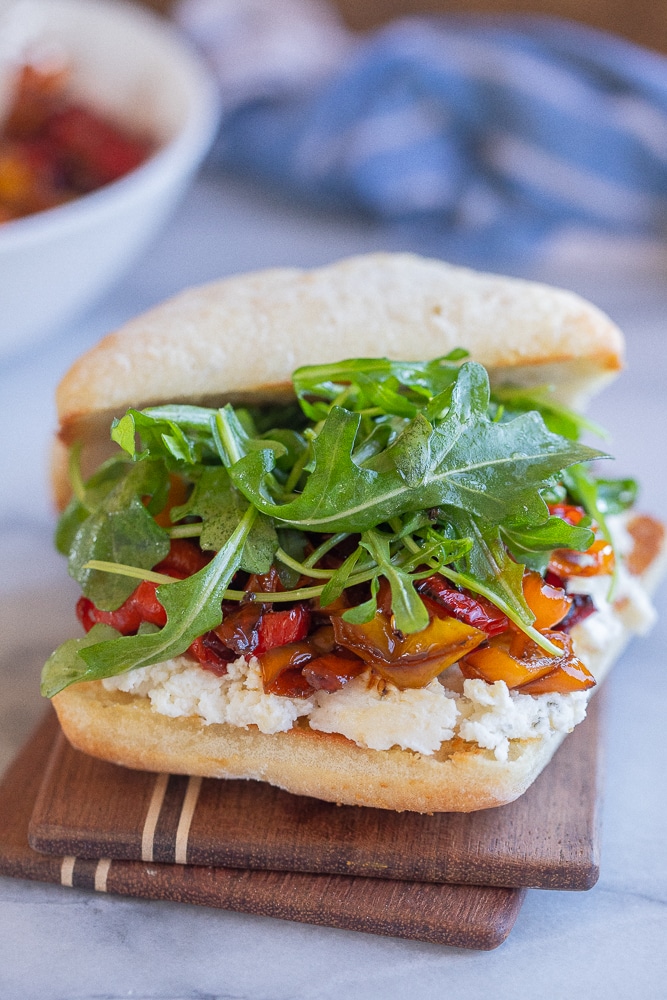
[29,693,604,890]
[0,712,525,950]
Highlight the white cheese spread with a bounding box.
[103,655,314,734]
[104,654,590,759]
[308,673,459,754]
[456,679,588,762]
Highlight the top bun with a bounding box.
[54,253,623,505]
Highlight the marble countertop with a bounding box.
[1,171,666,999]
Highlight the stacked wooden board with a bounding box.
[0,697,603,950]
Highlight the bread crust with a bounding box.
[53,253,624,500]
[57,253,624,427]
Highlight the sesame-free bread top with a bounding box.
[56,253,624,447]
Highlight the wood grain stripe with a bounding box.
[175,776,202,864]
[60,856,75,887]
[71,859,100,891]
[141,773,169,862]
[94,858,112,893]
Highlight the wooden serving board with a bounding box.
[0,712,525,950]
[29,693,604,890]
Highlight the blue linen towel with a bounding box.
[182,5,667,263]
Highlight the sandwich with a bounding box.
[42,253,665,812]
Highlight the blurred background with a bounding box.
[146,0,667,52]
[4,0,667,353]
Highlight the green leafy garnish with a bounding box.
[502,515,594,572]
[67,459,170,610]
[229,364,604,533]
[41,624,121,697]
[490,384,608,441]
[360,529,429,633]
[48,352,627,692]
[171,466,277,573]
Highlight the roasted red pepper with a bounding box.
[213,604,263,657]
[76,579,167,635]
[48,105,150,188]
[189,633,233,675]
[255,605,311,656]
[154,540,209,578]
[461,628,596,694]
[302,653,365,692]
[418,575,509,635]
[547,504,615,578]
[1,62,153,223]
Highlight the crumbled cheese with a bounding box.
[102,654,589,759]
[103,656,313,734]
[456,678,588,762]
[308,672,459,754]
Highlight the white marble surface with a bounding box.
[1,170,666,998]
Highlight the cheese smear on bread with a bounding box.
[101,654,589,761]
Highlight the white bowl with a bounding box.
[0,0,219,356]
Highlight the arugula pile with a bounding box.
[43,353,636,698]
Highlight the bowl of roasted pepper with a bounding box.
[0,0,218,355]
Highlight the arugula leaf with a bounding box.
[319,547,362,607]
[245,401,307,435]
[447,510,535,629]
[213,405,287,469]
[67,460,170,610]
[360,529,429,633]
[341,576,379,625]
[275,529,309,588]
[490,385,607,441]
[111,406,219,467]
[242,513,280,575]
[501,516,595,572]
[56,500,89,557]
[266,428,308,475]
[55,455,133,555]
[414,527,473,566]
[373,413,434,486]
[170,467,231,550]
[41,624,121,698]
[293,354,467,420]
[595,477,638,514]
[229,363,605,533]
[78,507,258,679]
[171,466,277,573]
[351,419,396,466]
[563,465,612,540]
[562,462,624,598]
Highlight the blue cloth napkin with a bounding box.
[203,13,667,263]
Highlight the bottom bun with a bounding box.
[53,680,570,812]
[52,516,665,813]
